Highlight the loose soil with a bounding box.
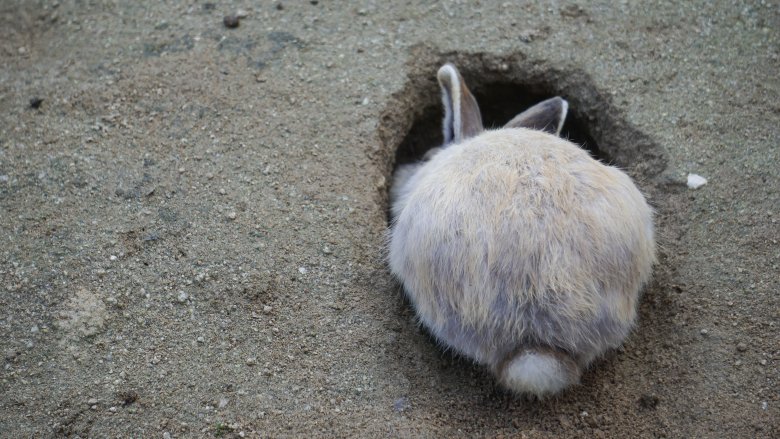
[1,1,777,437]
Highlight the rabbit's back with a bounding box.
[389,128,655,365]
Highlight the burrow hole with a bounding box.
[381,54,666,185]
[378,53,672,382]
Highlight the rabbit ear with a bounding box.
[504,97,569,135]
[437,64,484,145]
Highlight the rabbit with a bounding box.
[387,63,655,397]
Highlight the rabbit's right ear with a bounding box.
[438,64,484,145]
[504,97,568,136]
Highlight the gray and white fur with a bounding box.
[388,63,655,397]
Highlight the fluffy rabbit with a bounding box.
[388,64,655,397]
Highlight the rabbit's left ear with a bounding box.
[504,96,568,135]
[438,64,484,145]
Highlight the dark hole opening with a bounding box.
[394,83,605,167]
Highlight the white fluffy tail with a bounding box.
[498,348,581,397]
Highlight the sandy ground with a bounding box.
[1,1,778,437]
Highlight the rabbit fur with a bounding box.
[388,63,655,397]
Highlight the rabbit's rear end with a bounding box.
[388,64,655,397]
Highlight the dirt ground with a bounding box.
[1,1,777,437]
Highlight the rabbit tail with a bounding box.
[497,346,581,397]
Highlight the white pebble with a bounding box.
[298,266,308,274]
[177,291,189,303]
[687,173,708,189]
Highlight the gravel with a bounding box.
[0,1,777,437]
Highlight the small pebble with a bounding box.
[163,433,172,439]
[298,266,308,274]
[759,359,767,366]
[700,329,708,336]
[687,173,708,189]
[218,397,229,409]
[223,15,240,28]
[226,211,237,220]
[177,291,189,303]
[736,342,747,352]
[246,357,257,366]
[262,305,273,314]
[196,336,205,343]
[29,97,44,109]
[322,246,332,255]
[87,398,98,405]
[376,175,386,190]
